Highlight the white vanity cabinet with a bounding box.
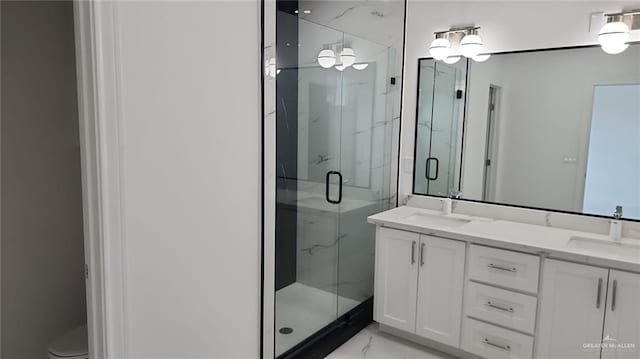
[371,215,640,359]
[602,270,640,359]
[374,227,466,346]
[537,260,640,359]
[373,227,420,332]
[415,235,466,346]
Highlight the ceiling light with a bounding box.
[340,48,356,67]
[429,35,451,60]
[353,63,369,70]
[317,49,337,68]
[472,54,491,62]
[443,56,461,64]
[460,30,483,58]
[303,10,311,14]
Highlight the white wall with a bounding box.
[94,1,262,357]
[1,2,86,358]
[401,0,640,203]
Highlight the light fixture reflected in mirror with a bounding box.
[353,63,369,70]
[317,49,337,68]
[265,57,277,78]
[340,47,356,67]
[318,46,362,70]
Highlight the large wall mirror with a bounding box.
[413,44,640,220]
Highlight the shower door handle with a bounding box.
[325,171,343,204]
[426,157,439,181]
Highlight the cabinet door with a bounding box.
[602,270,640,359]
[374,227,420,332]
[536,259,608,359]
[415,235,466,347]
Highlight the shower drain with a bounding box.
[279,327,294,335]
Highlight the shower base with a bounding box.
[275,282,360,357]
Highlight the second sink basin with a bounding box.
[567,236,640,260]
[402,212,471,228]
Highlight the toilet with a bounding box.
[47,324,89,359]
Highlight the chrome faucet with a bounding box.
[613,206,623,219]
[449,191,463,199]
[610,205,623,240]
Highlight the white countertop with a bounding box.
[368,205,640,273]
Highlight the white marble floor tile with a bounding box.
[326,323,456,359]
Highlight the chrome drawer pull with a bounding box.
[488,263,517,272]
[612,279,617,311]
[486,301,514,313]
[411,241,416,264]
[596,278,603,309]
[483,338,511,351]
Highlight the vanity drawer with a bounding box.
[464,281,537,334]
[462,318,534,359]
[468,245,540,293]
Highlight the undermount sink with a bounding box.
[402,212,471,228]
[567,236,640,259]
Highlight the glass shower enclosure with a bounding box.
[413,59,468,196]
[273,7,399,358]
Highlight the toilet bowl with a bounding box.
[48,324,89,359]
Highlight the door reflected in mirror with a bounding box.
[413,44,640,220]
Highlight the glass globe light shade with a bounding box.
[353,63,369,70]
[317,49,336,68]
[472,54,491,62]
[460,34,483,58]
[443,56,461,64]
[340,48,356,67]
[429,37,451,60]
[601,43,630,54]
[598,21,630,50]
[335,64,346,72]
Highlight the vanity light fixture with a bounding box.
[459,28,484,58]
[598,11,639,54]
[353,63,369,70]
[340,47,356,67]
[443,56,461,64]
[317,49,337,68]
[429,33,451,60]
[430,27,487,62]
[335,64,346,71]
[472,54,491,62]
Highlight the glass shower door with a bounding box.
[274,18,344,357]
[274,13,397,358]
[336,34,394,316]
